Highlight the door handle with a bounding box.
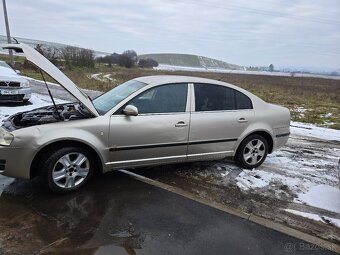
[238,118,248,123]
[175,121,188,128]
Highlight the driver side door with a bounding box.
[107,83,190,169]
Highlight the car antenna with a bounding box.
[39,70,63,121]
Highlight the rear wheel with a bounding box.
[41,147,95,193]
[235,135,268,169]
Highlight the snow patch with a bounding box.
[87,73,114,83]
[292,107,308,113]
[236,168,302,192]
[154,64,340,80]
[285,209,340,228]
[320,113,333,118]
[297,185,340,214]
[291,121,340,141]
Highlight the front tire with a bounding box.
[235,135,268,169]
[41,147,95,193]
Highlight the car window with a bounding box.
[194,83,236,111]
[93,80,146,114]
[194,83,253,111]
[235,90,253,109]
[127,83,188,114]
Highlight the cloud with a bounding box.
[2,0,340,67]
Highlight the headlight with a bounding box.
[0,127,14,146]
[22,80,30,88]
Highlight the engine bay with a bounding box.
[2,103,93,131]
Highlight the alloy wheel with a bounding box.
[52,152,90,189]
[242,139,266,166]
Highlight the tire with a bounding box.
[41,146,95,193]
[235,134,268,169]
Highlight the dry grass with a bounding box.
[1,53,339,129]
[71,65,339,129]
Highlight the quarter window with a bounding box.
[128,83,188,114]
[235,90,253,109]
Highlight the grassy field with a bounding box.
[1,54,339,129]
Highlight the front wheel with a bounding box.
[41,147,95,193]
[235,135,268,169]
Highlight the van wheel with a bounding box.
[41,147,95,193]
[236,135,268,169]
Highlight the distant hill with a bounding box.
[0,35,109,57]
[139,53,243,70]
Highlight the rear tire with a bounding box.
[40,146,95,193]
[235,135,268,169]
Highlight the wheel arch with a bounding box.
[30,140,104,179]
[234,130,274,159]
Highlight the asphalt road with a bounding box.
[0,172,337,255]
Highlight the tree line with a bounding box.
[35,44,158,69]
[96,50,158,68]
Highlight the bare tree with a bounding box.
[118,50,137,68]
[35,44,61,65]
[61,46,94,68]
[138,58,159,68]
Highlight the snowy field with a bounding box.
[155,64,340,80]
[0,92,339,238]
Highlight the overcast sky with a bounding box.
[2,0,340,68]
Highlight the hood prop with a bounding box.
[39,70,63,121]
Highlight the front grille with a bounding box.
[0,94,25,101]
[0,81,21,87]
[0,160,5,171]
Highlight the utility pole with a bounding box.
[2,0,14,66]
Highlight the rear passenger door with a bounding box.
[188,83,254,160]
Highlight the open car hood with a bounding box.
[2,43,99,117]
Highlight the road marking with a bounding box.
[119,169,340,254]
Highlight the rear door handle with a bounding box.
[238,118,248,123]
[175,121,188,128]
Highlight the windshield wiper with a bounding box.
[87,94,93,103]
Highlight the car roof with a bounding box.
[133,75,265,105]
[134,75,230,86]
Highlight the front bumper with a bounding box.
[0,87,31,102]
[0,146,32,179]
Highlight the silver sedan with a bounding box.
[0,44,290,193]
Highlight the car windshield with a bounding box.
[93,80,146,114]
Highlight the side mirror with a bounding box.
[15,70,21,74]
[123,105,138,116]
